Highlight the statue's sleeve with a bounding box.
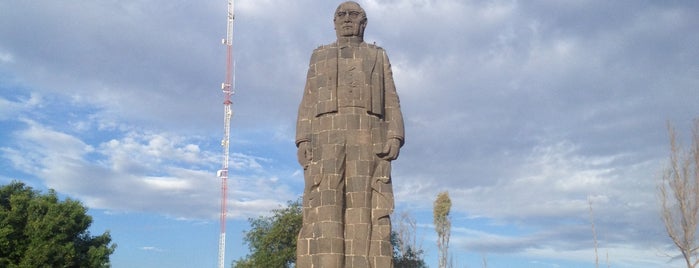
[381,49,405,146]
[296,51,317,146]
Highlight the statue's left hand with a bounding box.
[377,138,401,161]
[297,141,312,169]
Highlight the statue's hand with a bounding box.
[377,138,401,161]
[297,141,312,169]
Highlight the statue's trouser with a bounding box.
[297,107,393,268]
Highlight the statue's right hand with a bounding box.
[297,142,312,169]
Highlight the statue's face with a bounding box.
[333,2,366,38]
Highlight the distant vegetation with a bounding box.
[232,197,427,268]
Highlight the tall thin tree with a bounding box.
[589,198,599,268]
[392,211,427,268]
[395,211,420,259]
[659,119,699,268]
[433,191,452,268]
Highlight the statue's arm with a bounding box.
[296,87,313,168]
[296,82,312,147]
[379,49,405,160]
[296,55,317,168]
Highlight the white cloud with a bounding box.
[394,138,668,265]
[1,119,297,220]
[0,92,41,120]
[0,51,13,63]
[1,0,697,266]
[140,246,165,252]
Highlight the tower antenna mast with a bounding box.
[217,0,234,267]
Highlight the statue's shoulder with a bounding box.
[308,43,336,63]
[363,42,385,52]
[313,43,337,53]
[365,42,381,49]
[309,43,335,60]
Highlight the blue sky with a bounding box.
[1,0,698,267]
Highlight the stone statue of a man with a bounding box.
[295,1,405,267]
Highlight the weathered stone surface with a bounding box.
[295,1,405,267]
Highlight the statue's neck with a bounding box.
[337,36,363,46]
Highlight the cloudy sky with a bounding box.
[1,0,698,267]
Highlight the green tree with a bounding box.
[434,191,452,268]
[392,231,428,268]
[393,211,427,268]
[233,198,428,267]
[0,181,116,267]
[233,198,303,268]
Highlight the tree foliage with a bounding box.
[233,198,303,268]
[392,231,427,268]
[434,191,452,268]
[233,198,427,267]
[660,120,699,268]
[0,181,116,267]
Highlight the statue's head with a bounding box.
[333,1,367,40]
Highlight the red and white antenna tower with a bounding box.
[217,0,234,267]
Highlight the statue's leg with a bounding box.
[313,126,347,267]
[368,117,394,268]
[344,116,375,267]
[297,148,322,268]
[296,192,313,267]
[369,209,393,267]
[368,161,395,267]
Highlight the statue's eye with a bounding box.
[336,11,347,17]
[349,11,360,18]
